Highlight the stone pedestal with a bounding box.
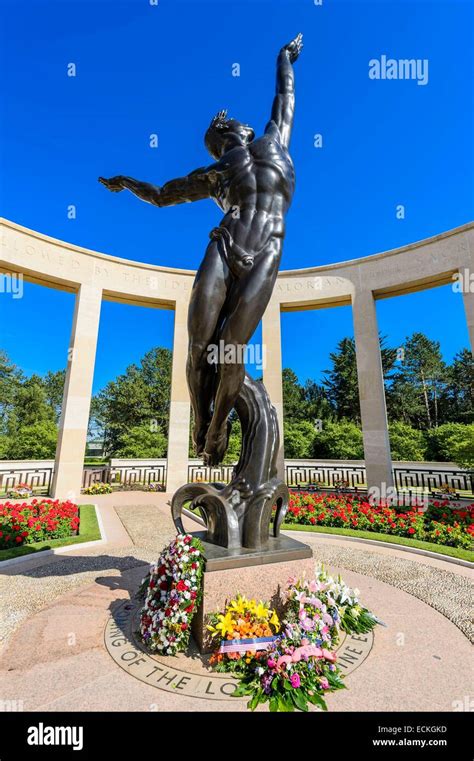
[191,534,314,653]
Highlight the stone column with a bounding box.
[51,284,102,500]
[461,279,474,355]
[262,299,285,480]
[166,299,191,492]
[352,288,393,493]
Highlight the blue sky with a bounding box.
[0,0,472,392]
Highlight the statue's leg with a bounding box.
[204,239,282,465]
[187,240,231,455]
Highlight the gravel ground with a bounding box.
[0,503,168,652]
[0,503,472,652]
[298,535,474,642]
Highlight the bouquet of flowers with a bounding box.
[208,565,380,712]
[207,594,280,674]
[286,564,381,639]
[231,623,346,712]
[7,482,33,499]
[139,534,205,655]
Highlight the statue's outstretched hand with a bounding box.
[98,176,126,193]
[282,33,303,63]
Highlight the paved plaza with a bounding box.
[0,493,472,713]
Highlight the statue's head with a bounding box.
[205,110,255,159]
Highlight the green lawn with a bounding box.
[0,504,101,562]
[282,523,474,563]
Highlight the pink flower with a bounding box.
[292,645,323,663]
[290,673,301,688]
[299,613,315,631]
[320,677,329,690]
[267,658,276,669]
[276,655,293,668]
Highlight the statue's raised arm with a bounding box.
[265,32,303,148]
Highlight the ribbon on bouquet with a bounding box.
[218,636,278,654]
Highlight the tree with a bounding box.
[282,368,305,421]
[7,420,58,459]
[323,336,397,423]
[91,347,172,456]
[139,347,173,432]
[284,420,317,459]
[389,333,446,428]
[388,421,426,461]
[4,377,58,459]
[441,348,473,424]
[302,379,335,423]
[8,376,56,431]
[114,424,167,458]
[0,434,9,458]
[312,420,364,460]
[322,338,360,421]
[42,369,66,423]
[0,350,22,433]
[425,423,474,463]
[449,438,474,470]
[385,375,426,426]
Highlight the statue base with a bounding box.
[194,531,312,571]
[191,535,314,653]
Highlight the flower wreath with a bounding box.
[139,534,205,655]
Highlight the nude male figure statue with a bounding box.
[100,33,303,468]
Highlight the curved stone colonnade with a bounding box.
[0,217,472,499]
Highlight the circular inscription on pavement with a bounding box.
[104,601,374,701]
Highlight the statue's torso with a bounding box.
[211,135,295,256]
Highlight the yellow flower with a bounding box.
[206,611,234,638]
[228,594,248,616]
[269,610,280,632]
[247,599,257,615]
[254,601,270,619]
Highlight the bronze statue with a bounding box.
[100,34,303,551]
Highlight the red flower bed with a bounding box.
[284,493,473,550]
[0,499,79,550]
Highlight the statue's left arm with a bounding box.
[265,33,303,148]
[99,165,219,206]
